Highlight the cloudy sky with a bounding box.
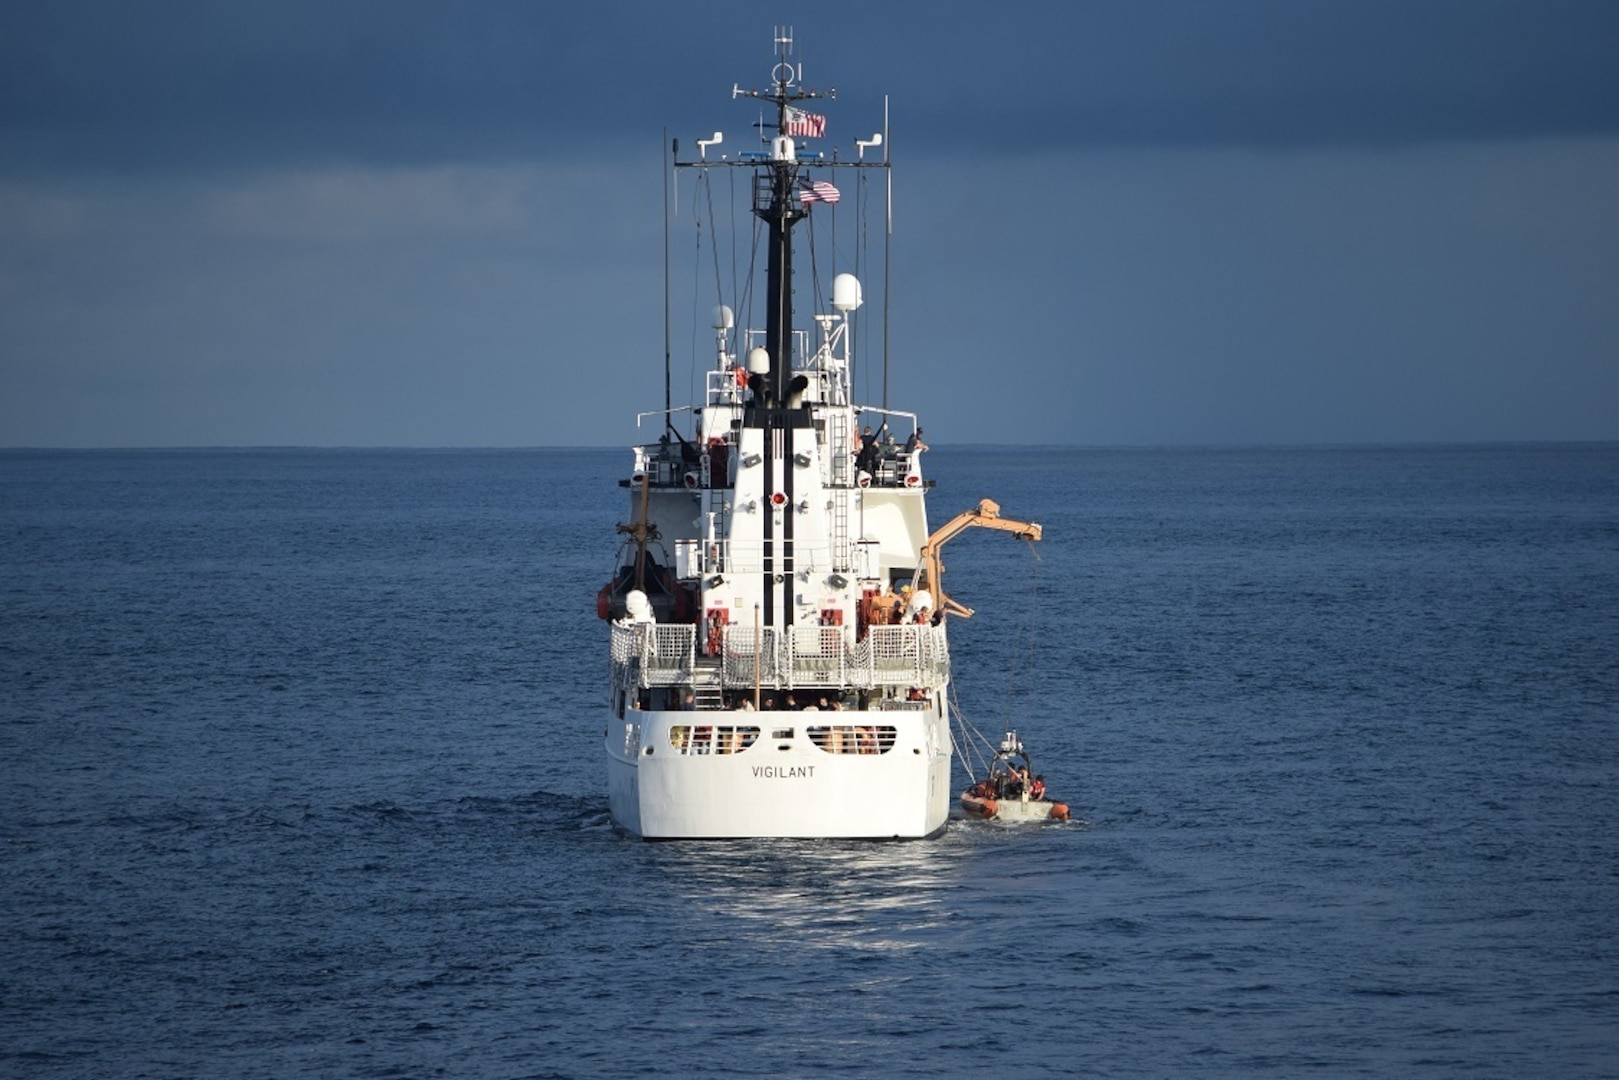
[2,1,1616,447]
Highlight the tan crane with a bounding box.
[915,498,1043,619]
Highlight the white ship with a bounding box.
[601,30,1040,839]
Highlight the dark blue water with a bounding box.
[3,445,1616,1078]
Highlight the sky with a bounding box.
[2,0,1617,448]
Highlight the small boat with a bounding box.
[960,730,1069,822]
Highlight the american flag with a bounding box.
[784,106,826,139]
[799,180,841,206]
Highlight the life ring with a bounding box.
[856,470,871,488]
[904,473,921,487]
[684,471,699,489]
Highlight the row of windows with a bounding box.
[670,725,759,755]
[665,724,897,756]
[807,726,897,754]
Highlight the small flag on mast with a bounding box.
[799,180,841,205]
[784,106,826,139]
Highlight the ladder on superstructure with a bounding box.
[829,415,852,571]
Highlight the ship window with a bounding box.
[806,726,897,755]
[669,725,760,756]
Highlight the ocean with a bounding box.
[3,445,1616,1078]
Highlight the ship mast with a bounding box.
[732,27,835,627]
[733,27,832,407]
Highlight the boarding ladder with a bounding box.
[691,655,725,710]
[829,414,852,570]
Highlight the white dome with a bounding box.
[832,273,863,312]
[747,347,770,374]
[712,304,735,330]
[624,590,655,623]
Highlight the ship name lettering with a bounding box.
[751,765,815,780]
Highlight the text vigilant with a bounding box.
[752,765,815,779]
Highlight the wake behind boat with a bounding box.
[600,30,1042,839]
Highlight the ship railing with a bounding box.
[612,621,951,692]
[705,367,748,405]
[712,539,840,576]
[742,327,810,368]
[855,624,952,688]
[720,623,950,691]
[787,625,848,684]
[721,626,784,684]
[610,622,696,689]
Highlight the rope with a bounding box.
[947,683,998,783]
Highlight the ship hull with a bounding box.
[607,706,951,839]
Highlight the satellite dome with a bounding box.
[832,273,863,312]
[747,347,770,374]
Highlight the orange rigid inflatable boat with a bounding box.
[959,731,1069,823]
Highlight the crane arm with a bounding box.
[916,498,1042,619]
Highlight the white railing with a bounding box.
[722,625,783,685]
[610,621,949,692]
[610,623,696,689]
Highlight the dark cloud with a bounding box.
[3,0,1617,177]
[2,1,1616,448]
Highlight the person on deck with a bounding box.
[855,425,881,474]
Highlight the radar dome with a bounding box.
[747,347,770,374]
[832,273,863,312]
[712,304,735,330]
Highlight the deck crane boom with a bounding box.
[915,498,1043,619]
